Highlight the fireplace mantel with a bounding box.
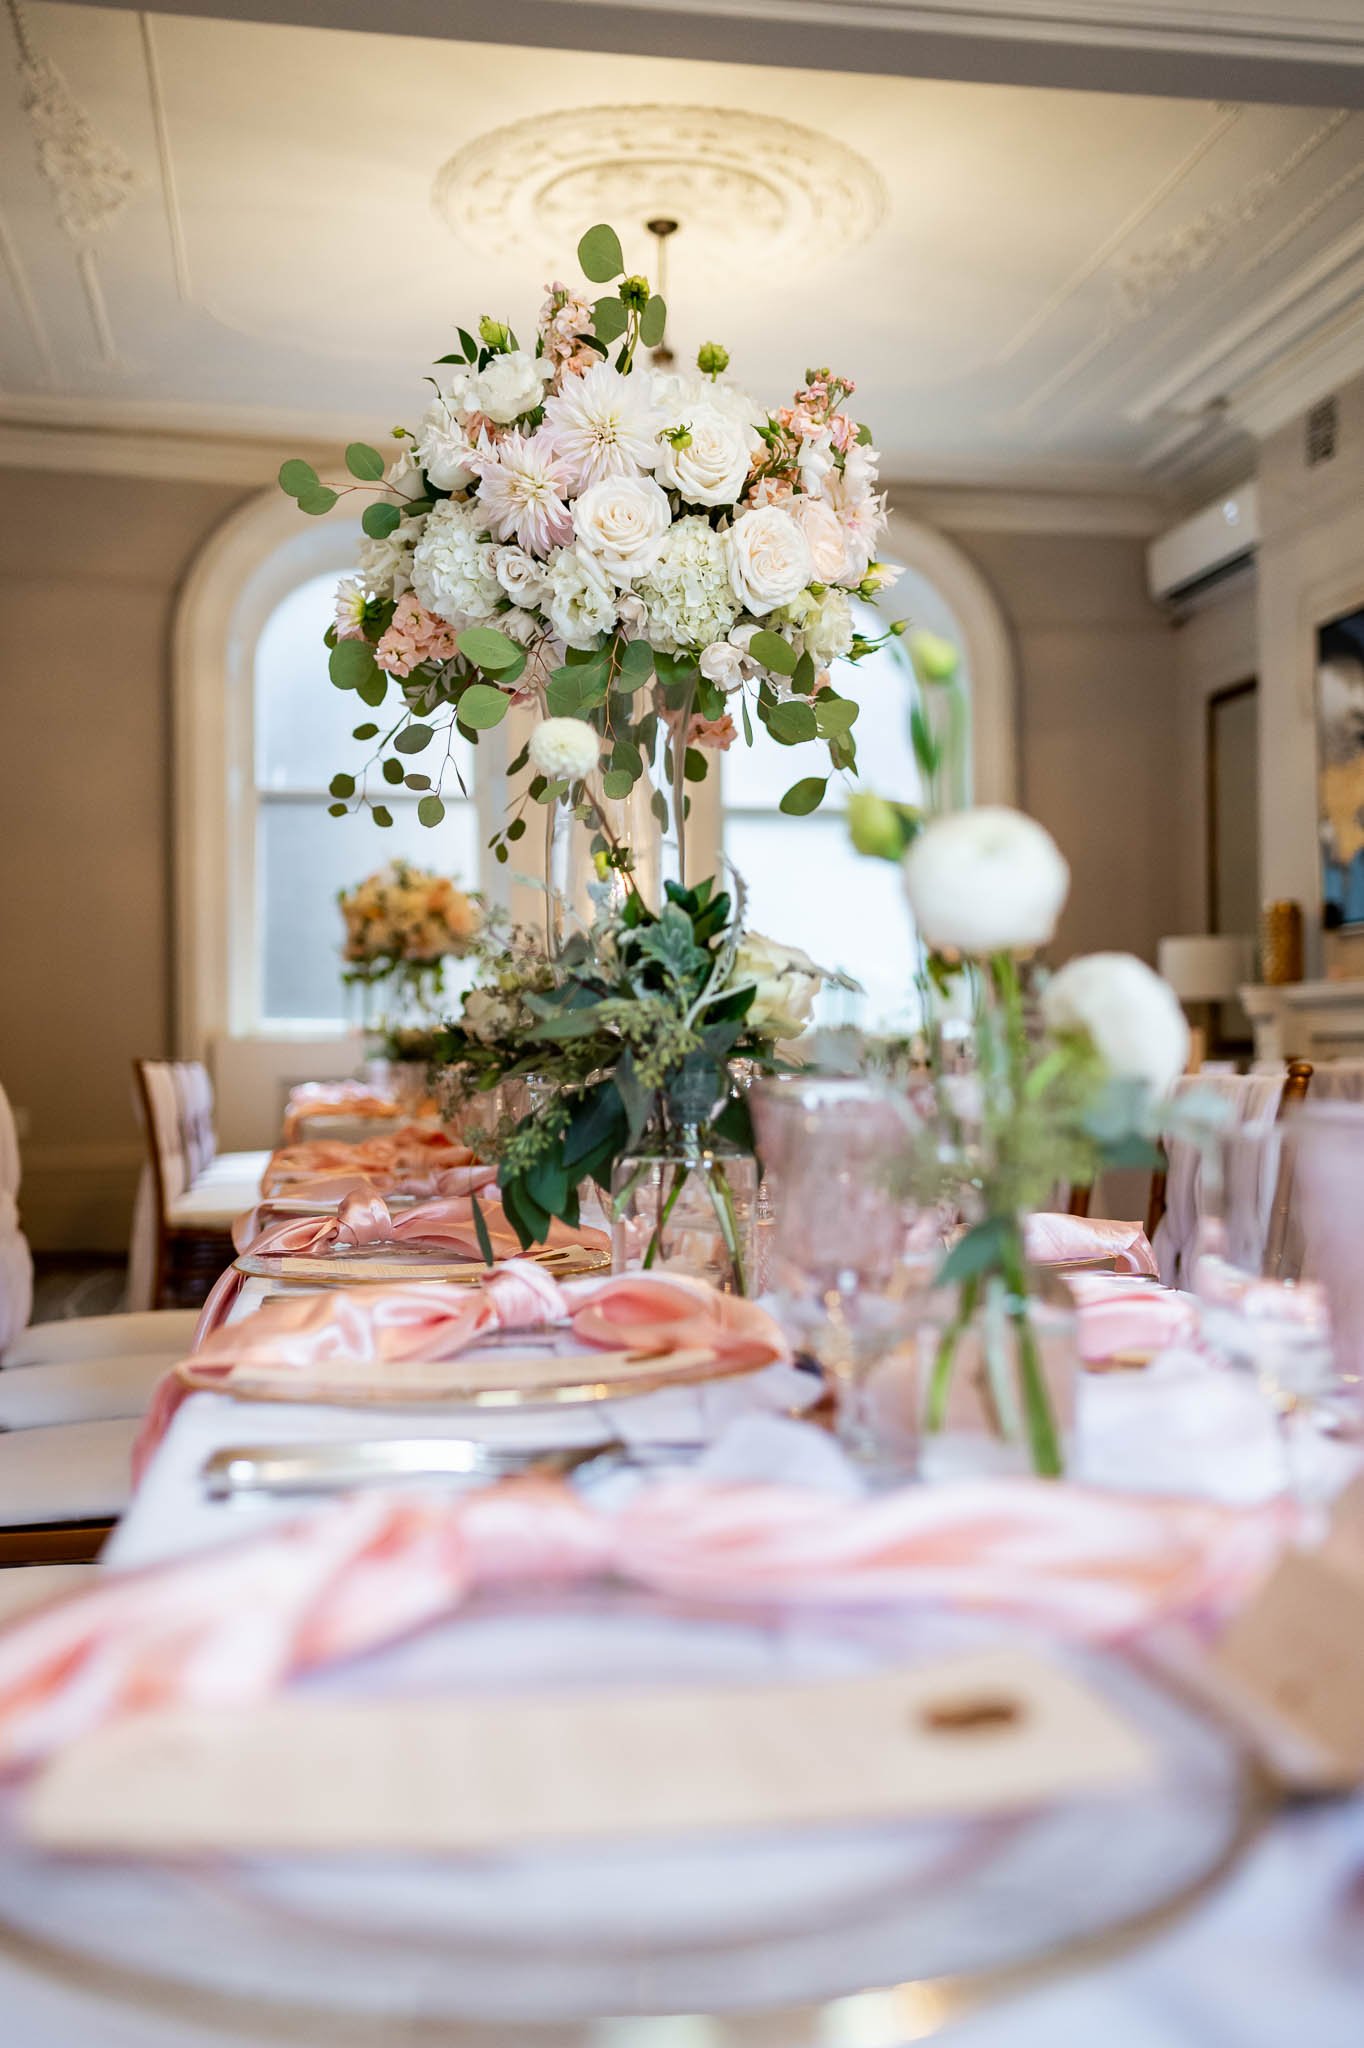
[1240,981,1364,1066]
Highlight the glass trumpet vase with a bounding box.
[610,1071,758,1296]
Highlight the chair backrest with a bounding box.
[133,1061,192,1217]
[172,1061,217,1179]
[1150,1062,1312,1287]
[0,1079,34,1354]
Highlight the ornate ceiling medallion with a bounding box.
[433,105,886,272]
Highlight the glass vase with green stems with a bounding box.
[609,1057,758,1296]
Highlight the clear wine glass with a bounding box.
[751,1075,929,1470]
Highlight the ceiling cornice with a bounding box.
[67,0,1364,107]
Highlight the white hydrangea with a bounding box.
[636,515,740,654]
[357,513,426,600]
[544,544,618,650]
[410,499,501,626]
[528,716,600,781]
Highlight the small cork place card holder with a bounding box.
[24,1647,1155,1856]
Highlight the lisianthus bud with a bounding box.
[908,628,959,681]
[847,791,917,862]
[697,340,730,376]
[619,275,651,311]
[478,316,512,350]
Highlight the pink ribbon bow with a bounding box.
[0,1476,1285,1775]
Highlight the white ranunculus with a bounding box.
[699,638,745,692]
[801,586,854,665]
[415,388,478,492]
[410,500,501,625]
[727,505,813,617]
[474,350,551,425]
[1041,953,1190,1096]
[730,931,823,1040]
[528,716,600,782]
[788,494,850,583]
[902,806,1070,956]
[544,544,618,649]
[573,474,671,586]
[491,544,550,609]
[654,404,755,508]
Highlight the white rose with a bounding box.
[902,806,1070,956]
[654,405,755,508]
[573,474,671,586]
[415,390,477,492]
[528,716,600,781]
[491,544,550,608]
[1041,953,1190,1096]
[801,586,854,665]
[545,544,617,650]
[699,639,745,692]
[499,606,541,646]
[386,446,429,502]
[727,506,813,617]
[474,350,551,425]
[788,494,849,583]
[730,932,823,1040]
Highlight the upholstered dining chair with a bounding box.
[131,1059,267,1310]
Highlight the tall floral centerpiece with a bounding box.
[279,222,901,924]
[339,861,482,1057]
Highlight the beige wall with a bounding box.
[1255,371,1364,982]
[0,467,249,1249]
[1169,568,1259,937]
[932,526,1183,966]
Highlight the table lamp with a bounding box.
[1157,935,1254,1065]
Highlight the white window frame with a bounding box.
[173,487,509,1055]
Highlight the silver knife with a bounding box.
[201,1436,614,1500]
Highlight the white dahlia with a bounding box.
[542,362,661,494]
[472,430,573,556]
[544,544,618,650]
[636,516,740,654]
[410,499,501,627]
[528,716,601,781]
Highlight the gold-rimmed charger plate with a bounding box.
[233,1243,611,1285]
[174,1341,765,1408]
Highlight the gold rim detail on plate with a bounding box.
[174,1343,767,1408]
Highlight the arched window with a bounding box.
[253,570,479,1025]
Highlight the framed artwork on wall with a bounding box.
[1315,607,1364,932]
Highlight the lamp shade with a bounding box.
[1157,934,1253,1003]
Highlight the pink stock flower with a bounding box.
[665,703,738,753]
[746,475,796,509]
[375,593,460,677]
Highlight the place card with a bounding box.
[25,1647,1155,1856]
[1209,1475,1364,1789]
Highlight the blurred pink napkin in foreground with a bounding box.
[1027,1213,1159,1278]
[0,1477,1284,1775]
[135,1269,790,1483]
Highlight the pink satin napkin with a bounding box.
[135,1269,788,1482]
[232,1164,501,1255]
[282,1083,403,1145]
[262,1126,470,1196]
[1067,1272,1198,1367]
[0,1477,1285,1775]
[1027,1213,1159,1278]
[198,1185,608,1344]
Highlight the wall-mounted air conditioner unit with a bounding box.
[1147,482,1260,607]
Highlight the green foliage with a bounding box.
[578,223,624,283]
[329,640,378,692]
[639,295,667,347]
[345,442,385,481]
[457,625,521,673]
[764,700,818,745]
[748,630,798,677]
[329,772,355,798]
[394,723,434,754]
[362,501,402,540]
[592,296,628,343]
[779,776,827,816]
[417,795,446,827]
[458,683,511,729]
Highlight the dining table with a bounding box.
[1,1148,1362,2048]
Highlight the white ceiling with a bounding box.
[3,3,1364,493]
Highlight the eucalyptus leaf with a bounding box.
[592,296,628,343]
[578,222,624,283]
[417,794,446,827]
[779,776,827,816]
[328,639,376,691]
[617,638,654,691]
[639,294,667,347]
[327,801,347,817]
[457,625,521,672]
[371,804,394,828]
[394,723,434,754]
[766,700,818,745]
[277,458,318,498]
[381,758,404,784]
[748,630,798,677]
[601,769,634,800]
[345,442,385,481]
[328,772,355,799]
[351,721,379,740]
[814,693,859,737]
[357,671,388,709]
[361,500,402,540]
[936,1216,1012,1287]
[458,683,510,728]
[295,485,338,516]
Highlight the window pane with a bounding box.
[724,814,917,1030]
[258,799,479,1023]
[254,569,472,792]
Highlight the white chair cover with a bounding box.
[1152,1070,1285,1288]
[0,1082,34,1357]
[1303,1060,1364,1104]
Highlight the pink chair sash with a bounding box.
[0,1476,1285,1775]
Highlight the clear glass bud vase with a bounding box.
[610,1068,758,1296]
[549,763,665,946]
